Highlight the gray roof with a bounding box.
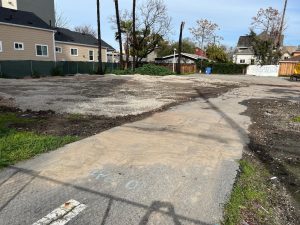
[0,7,53,30]
[156,53,207,61]
[234,48,254,55]
[237,36,252,47]
[55,28,115,51]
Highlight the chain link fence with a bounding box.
[0,61,119,78]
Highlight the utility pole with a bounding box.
[177,22,185,75]
[277,0,288,49]
[96,0,103,75]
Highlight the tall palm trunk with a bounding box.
[97,0,103,74]
[132,0,137,70]
[114,0,124,69]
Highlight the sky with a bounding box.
[55,0,300,50]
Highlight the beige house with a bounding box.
[55,28,114,63]
[0,7,115,63]
[0,7,55,61]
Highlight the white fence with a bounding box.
[246,65,279,77]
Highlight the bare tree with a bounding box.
[74,25,97,37]
[135,0,171,64]
[114,0,124,69]
[189,19,219,49]
[251,7,282,36]
[55,7,70,28]
[110,0,171,66]
[97,0,103,75]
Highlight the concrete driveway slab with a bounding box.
[0,84,251,225]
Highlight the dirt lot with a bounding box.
[243,99,300,208]
[0,75,239,117]
[0,74,300,224]
[0,75,238,137]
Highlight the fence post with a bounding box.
[30,60,33,76]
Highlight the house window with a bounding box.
[0,41,2,52]
[14,42,24,50]
[89,50,94,61]
[251,59,255,65]
[240,59,246,64]
[56,46,62,53]
[71,48,78,56]
[36,44,48,56]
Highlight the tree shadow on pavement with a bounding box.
[0,166,211,225]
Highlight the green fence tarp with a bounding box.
[0,60,119,78]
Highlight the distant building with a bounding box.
[0,7,115,62]
[233,36,256,65]
[292,46,300,57]
[0,7,56,61]
[55,28,115,62]
[155,53,207,64]
[233,33,287,65]
[195,47,207,58]
[281,46,298,60]
[0,0,55,26]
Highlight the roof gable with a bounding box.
[0,7,53,30]
[237,36,252,47]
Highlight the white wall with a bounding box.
[247,65,279,77]
[1,0,17,9]
[235,54,256,64]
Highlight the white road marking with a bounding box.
[32,199,87,225]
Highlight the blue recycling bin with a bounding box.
[205,67,212,75]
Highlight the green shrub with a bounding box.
[112,64,174,76]
[197,61,248,74]
[51,66,64,76]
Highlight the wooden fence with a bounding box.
[279,62,298,76]
[156,63,197,74]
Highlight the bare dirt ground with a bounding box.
[0,75,237,137]
[0,74,300,224]
[0,75,239,117]
[243,99,300,209]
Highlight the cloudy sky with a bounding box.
[55,0,300,49]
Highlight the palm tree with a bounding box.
[96,0,103,74]
[114,0,124,69]
[132,0,137,70]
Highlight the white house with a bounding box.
[233,36,256,65]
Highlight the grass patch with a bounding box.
[292,116,300,123]
[67,113,85,121]
[223,157,276,225]
[0,112,78,168]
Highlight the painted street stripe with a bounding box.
[32,199,87,225]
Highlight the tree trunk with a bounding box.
[114,0,124,69]
[97,0,103,75]
[177,22,185,75]
[132,0,137,70]
[125,32,130,69]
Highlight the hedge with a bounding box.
[196,61,248,74]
